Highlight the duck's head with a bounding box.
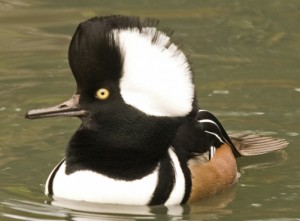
[26,15,197,177]
[26,16,196,151]
[26,16,195,156]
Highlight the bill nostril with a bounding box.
[59,104,68,109]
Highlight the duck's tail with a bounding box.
[229,133,288,157]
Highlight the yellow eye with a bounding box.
[95,88,110,100]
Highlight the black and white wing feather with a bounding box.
[173,109,288,162]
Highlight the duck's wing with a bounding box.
[173,109,241,160]
[195,110,288,157]
[173,110,288,161]
[194,110,241,157]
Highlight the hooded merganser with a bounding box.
[25,15,288,206]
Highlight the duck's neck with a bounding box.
[65,116,182,180]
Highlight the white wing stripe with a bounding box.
[204,130,224,143]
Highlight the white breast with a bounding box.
[48,163,159,205]
[45,148,187,205]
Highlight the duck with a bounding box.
[25,15,288,206]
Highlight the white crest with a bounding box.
[114,28,194,117]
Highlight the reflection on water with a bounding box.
[1,192,235,221]
[0,0,299,220]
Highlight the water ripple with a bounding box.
[214,111,265,117]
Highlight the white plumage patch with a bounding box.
[114,28,194,117]
[48,162,159,205]
[165,148,186,205]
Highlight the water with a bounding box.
[0,0,299,220]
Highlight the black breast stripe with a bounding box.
[148,153,175,205]
[172,147,191,204]
[46,159,65,195]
